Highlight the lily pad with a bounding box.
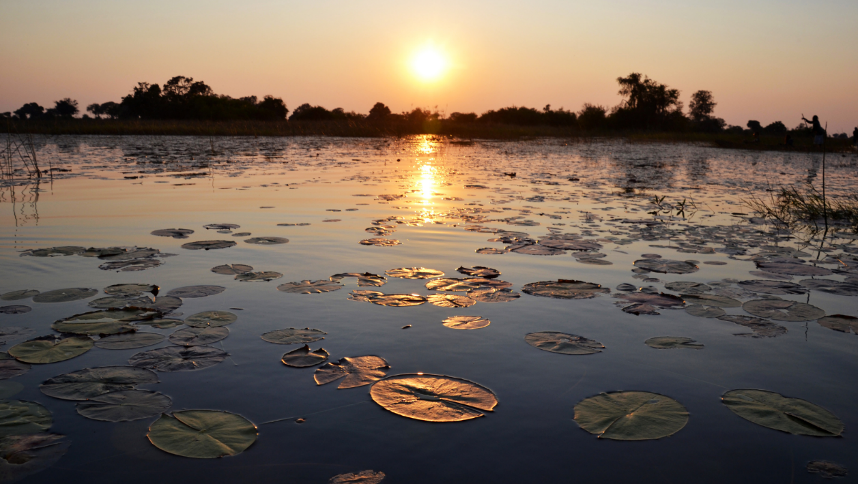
[685,305,726,318]
[681,294,741,308]
[510,244,565,256]
[104,283,159,297]
[366,293,427,307]
[0,401,52,437]
[456,266,500,278]
[39,366,159,400]
[0,353,30,380]
[0,305,30,315]
[130,345,228,372]
[32,288,98,303]
[181,240,237,250]
[9,335,93,364]
[329,470,386,484]
[799,279,858,296]
[169,327,229,346]
[148,296,183,313]
[717,315,787,338]
[633,259,699,274]
[347,290,382,303]
[0,433,69,482]
[282,345,329,368]
[573,391,689,440]
[314,356,390,389]
[235,271,283,282]
[722,389,843,436]
[807,461,848,479]
[755,261,832,277]
[185,311,237,328]
[817,315,858,335]
[664,281,711,294]
[522,280,609,299]
[166,285,225,299]
[261,328,326,345]
[151,228,194,239]
[370,374,498,422]
[385,267,444,279]
[136,318,184,329]
[475,248,506,254]
[426,294,476,308]
[442,316,490,330]
[0,290,40,301]
[76,390,172,422]
[87,296,154,309]
[742,299,825,322]
[148,410,257,459]
[95,332,166,350]
[211,264,254,275]
[359,238,401,247]
[737,280,807,295]
[99,259,163,272]
[467,287,521,303]
[425,278,484,292]
[277,280,344,294]
[244,237,288,245]
[51,309,145,335]
[617,292,685,315]
[22,246,86,257]
[330,273,387,287]
[645,336,704,350]
[525,331,604,354]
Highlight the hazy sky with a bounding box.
[2,0,856,131]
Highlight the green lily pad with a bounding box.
[742,299,825,322]
[722,389,843,436]
[129,346,228,372]
[521,280,609,299]
[817,314,858,335]
[184,311,237,328]
[645,336,704,350]
[9,335,93,364]
[76,390,172,422]
[169,327,229,346]
[148,410,258,459]
[281,345,329,368]
[426,294,476,308]
[260,328,326,345]
[39,366,159,400]
[0,401,52,437]
[385,267,444,279]
[211,264,254,275]
[95,332,166,350]
[633,259,699,274]
[98,259,163,272]
[166,285,225,298]
[32,288,98,303]
[314,356,390,389]
[618,292,685,315]
[0,353,30,380]
[370,374,498,422]
[0,433,69,482]
[330,272,387,287]
[235,271,283,282]
[51,309,145,335]
[574,391,689,440]
[525,331,604,355]
[244,237,288,245]
[181,240,236,250]
[0,290,40,301]
[147,296,183,313]
[277,280,344,294]
[330,470,386,484]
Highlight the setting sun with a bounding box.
[411,46,446,81]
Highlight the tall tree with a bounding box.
[13,102,45,119]
[54,98,79,118]
[688,90,716,121]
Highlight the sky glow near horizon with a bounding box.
[1,0,856,131]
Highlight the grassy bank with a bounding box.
[3,119,855,152]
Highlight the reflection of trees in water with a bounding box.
[0,179,40,227]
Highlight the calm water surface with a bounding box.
[1,135,857,483]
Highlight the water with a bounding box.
[1,135,857,483]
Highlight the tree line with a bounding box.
[0,73,826,135]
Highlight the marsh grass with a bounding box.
[744,183,858,234]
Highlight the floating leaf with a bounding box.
[136,318,183,329]
[185,311,237,328]
[329,272,387,287]
[385,267,444,279]
[467,287,521,303]
[277,280,344,294]
[0,401,52,437]
[261,328,326,345]
[722,389,843,436]
[664,281,710,294]
[426,294,476,308]
[633,259,699,274]
[129,346,228,372]
[742,299,825,322]
[9,335,93,364]
[573,391,689,440]
[104,283,159,297]
[645,336,704,350]
[32,288,98,303]
[685,305,725,318]
[817,314,858,335]
[716,315,787,338]
[737,280,807,295]
[617,292,685,315]
[370,374,498,422]
[366,293,427,307]
[0,353,30,380]
[234,271,283,282]
[0,433,69,482]
[806,461,848,479]
[244,237,288,245]
[166,285,225,298]
[22,246,85,257]
[755,261,832,276]
[475,248,506,254]
[51,309,145,335]
[148,296,183,313]
[425,278,484,292]
[442,316,490,330]
[151,228,194,239]
[0,305,30,315]
[681,294,741,308]
[359,238,401,246]
[40,366,159,400]
[95,332,166,350]
[314,356,390,389]
[329,470,386,484]
[281,345,329,368]
[87,295,153,309]
[181,240,237,250]
[456,266,500,278]
[522,280,609,299]
[540,239,603,251]
[525,331,603,354]
[76,390,172,422]
[148,410,257,459]
[0,290,40,301]
[211,264,254,275]
[169,327,229,346]
[799,279,858,296]
[510,244,565,256]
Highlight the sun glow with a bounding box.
[411,46,447,81]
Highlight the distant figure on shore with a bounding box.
[801,114,825,146]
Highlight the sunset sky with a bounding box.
[2,0,856,131]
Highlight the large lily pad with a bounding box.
[0,433,69,482]
[722,389,843,436]
[742,299,825,322]
[212,264,254,275]
[151,228,194,239]
[181,240,236,250]
[235,271,283,282]
[32,288,98,303]
[617,292,685,315]
[277,280,344,294]
[281,345,329,368]
[522,280,609,299]
[664,282,710,295]
[386,268,444,279]
[573,391,689,440]
[716,315,787,338]
[633,259,699,274]
[737,280,807,295]
[0,401,52,437]
[467,287,521,303]
[129,346,228,372]
[525,331,604,355]
[104,284,159,297]
[244,237,288,245]
[330,273,387,287]
[817,315,858,335]
[329,470,386,484]
[370,374,498,422]
[442,316,491,330]
[367,293,427,307]
[314,356,390,389]
[0,290,40,301]
[148,410,257,459]
[185,311,237,328]
[681,294,741,308]
[645,336,704,350]
[166,285,225,299]
[51,309,145,335]
[9,335,93,364]
[22,246,85,257]
[456,266,500,278]
[799,279,858,296]
[76,390,172,422]
[0,353,30,380]
[425,278,484,292]
[95,332,166,350]
[169,327,229,346]
[426,294,476,308]
[261,328,326,345]
[755,261,832,276]
[39,366,159,400]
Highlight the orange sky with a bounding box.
[2,0,856,131]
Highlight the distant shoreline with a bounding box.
[3,119,854,153]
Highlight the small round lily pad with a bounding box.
[0,400,52,437]
[281,345,329,368]
[151,228,194,238]
[633,259,699,274]
[722,389,843,436]
[385,267,444,279]
[817,314,858,335]
[742,299,825,322]
[522,280,609,299]
[169,327,229,346]
[261,328,326,345]
[314,356,390,389]
[235,271,283,282]
[181,240,236,250]
[467,287,520,303]
[184,311,237,328]
[211,264,254,275]
[40,366,159,400]
[166,285,225,299]
[370,374,498,422]
[104,284,159,297]
[359,238,401,246]
[645,336,704,350]
[245,237,289,245]
[442,316,490,330]
[426,294,476,308]
[330,470,386,484]
[129,345,228,372]
[525,331,604,355]
[277,280,343,294]
[574,391,689,440]
[0,305,31,315]
[76,390,172,422]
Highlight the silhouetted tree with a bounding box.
[612,73,682,130]
[14,102,45,119]
[688,90,716,122]
[577,104,607,131]
[747,120,763,132]
[367,102,392,121]
[764,121,787,134]
[289,103,335,121]
[54,98,79,118]
[448,112,477,123]
[257,95,288,120]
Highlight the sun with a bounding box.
[411,46,447,81]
